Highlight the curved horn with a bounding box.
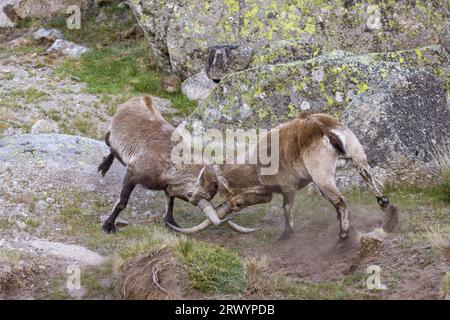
[167,203,232,234]
[167,202,264,234]
[226,221,265,233]
[197,199,230,225]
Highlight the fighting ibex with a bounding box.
[98,96,230,233]
[168,112,398,240]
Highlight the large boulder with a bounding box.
[129,0,449,78]
[343,69,450,171]
[191,45,449,128]
[185,45,449,177]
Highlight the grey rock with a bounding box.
[27,238,105,266]
[342,69,450,167]
[33,28,63,44]
[181,70,216,101]
[85,184,96,192]
[130,1,447,78]
[206,45,253,80]
[30,119,59,134]
[47,39,90,58]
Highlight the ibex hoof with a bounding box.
[339,231,349,240]
[278,230,294,241]
[102,221,116,234]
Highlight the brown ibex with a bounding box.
[168,112,398,240]
[98,96,233,233]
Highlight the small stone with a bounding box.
[46,197,55,204]
[8,37,31,48]
[33,28,63,44]
[85,184,96,192]
[17,221,26,230]
[47,39,90,58]
[144,210,154,218]
[181,70,216,101]
[31,120,59,134]
[161,73,181,93]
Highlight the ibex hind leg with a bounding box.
[316,181,350,240]
[103,171,136,233]
[98,152,114,177]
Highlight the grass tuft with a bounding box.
[176,239,246,294]
[56,46,195,114]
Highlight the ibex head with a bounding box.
[217,176,272,211]
[167,166,218,203]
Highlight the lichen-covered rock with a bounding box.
[250,39,323,67]
[343,69,450,167]
[185,45,449,176]
[130,0,449,78]
[206,45,253,80]
[127,0,182,73]
[181,70,216,101]
[191,45,449,130]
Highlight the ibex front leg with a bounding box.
[103,170,136,233]
[164,192,180,228]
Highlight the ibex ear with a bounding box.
[217,176,234,195]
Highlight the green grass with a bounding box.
[0,249,21,265]
[176,238,246,294]
[9,88,48,103]
[44,1,136,48]
[56,46,195,114]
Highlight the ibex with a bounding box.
[168,112,399,240]
[98,96,232,233]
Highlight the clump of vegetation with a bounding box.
[9,88,48,104]
[430,145,450,203]
[176,239,246,294]
[0,249,21,265]
[442,271,450,300]
[56,46,195,113]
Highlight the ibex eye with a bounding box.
[187,192,193,198]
